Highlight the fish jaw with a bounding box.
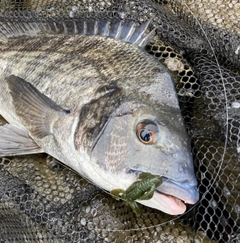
[138,191,186,215]
[156,177,199,204]
[137,178,199,215]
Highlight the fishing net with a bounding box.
[0,0,239,242]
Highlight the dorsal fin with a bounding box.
[0,21,44,43]
[46,18,155,48]
[0,18,154,48]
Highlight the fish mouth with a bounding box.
[138,177,199,215]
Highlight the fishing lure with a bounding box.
[111,172,163,216]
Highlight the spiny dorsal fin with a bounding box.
[0,18,154,48]
[46,18,155,48]
[6,75,70,139]
[0,21,44,43]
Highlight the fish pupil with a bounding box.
[140,130,151,142]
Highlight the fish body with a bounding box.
[0,19,199,215]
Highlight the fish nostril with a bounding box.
[178,166,183,173]
[173,153,178,158]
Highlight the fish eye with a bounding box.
[136,121,159,145]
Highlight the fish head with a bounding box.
[91,101,199,215]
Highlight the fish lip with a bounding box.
[127,170,199,205]
[155,176,199,204]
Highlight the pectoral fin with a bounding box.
[6,75,70,139]
[0,124,43,157]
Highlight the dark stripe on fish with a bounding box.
[74,83,122,151]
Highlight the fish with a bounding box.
[0,18,199,215]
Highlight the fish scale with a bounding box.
[0,19,199,215]
[0,47,105,107]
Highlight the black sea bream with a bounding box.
[0,19,199,215]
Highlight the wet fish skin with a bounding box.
[0,20,199,215]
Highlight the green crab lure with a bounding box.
[110,172,163,217]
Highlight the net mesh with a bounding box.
[0,0,239,242]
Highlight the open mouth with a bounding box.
[158,191,186,207]
[138,177,199,215]
[153,190,187,214]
